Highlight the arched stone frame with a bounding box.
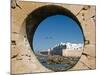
[25,4,85,70]
[11,1,96,74]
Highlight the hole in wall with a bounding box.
[25,5,85,71]
[11,40,16,45]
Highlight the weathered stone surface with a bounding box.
[11,1,96,74]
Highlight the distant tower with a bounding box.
[48,48,51,56]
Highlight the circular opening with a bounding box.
[26,5,85,71]
[32,15,84,71]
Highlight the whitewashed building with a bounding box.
[48,42,84,57]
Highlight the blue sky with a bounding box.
[32,15,84,51]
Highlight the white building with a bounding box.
[65,42,83,50]
[53,42,83,50]
[47,42,84,56]
[62,42,84,57]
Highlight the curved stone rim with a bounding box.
[25,5,85,71]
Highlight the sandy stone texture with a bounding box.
[11,1,96,74]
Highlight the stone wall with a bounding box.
[11,1,96,74]
[62,49,83,57]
